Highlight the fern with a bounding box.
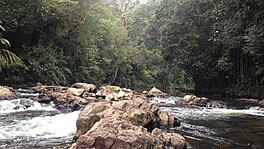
[0,49,23,72]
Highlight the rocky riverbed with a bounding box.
[0,83,188,149]
[1,83,264,148]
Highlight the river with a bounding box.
[0,90,264,148]
[151,97,264,149]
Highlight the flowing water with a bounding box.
[1,89,264,149]
[0,90,80,149]
[150,97,264,149]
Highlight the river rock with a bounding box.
[71,117,186,149]
[31,83,68,93]
[147,87,167,97]
[237,98,259,104]
[74,97,180,139]
[19,99,35,108]
[0,86,15,100]
[34,94,51,104]
[71,83,96,93]
[258,100,264,107]
[67,88,85,96]
[182,95,209,106]
[96,85,133,101]
[151,128,187,149]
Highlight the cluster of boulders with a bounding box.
[71,96,186,149]
[0,83,212,149]
[30,83,98,111]
[30,83,188,148]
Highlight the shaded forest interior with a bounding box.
[0,0,264,98]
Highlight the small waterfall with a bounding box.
[15,88,39,98]
[150,96,183,105]
[0,99,56,114]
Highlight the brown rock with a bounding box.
[48,92,68,103]
[258,100,264,107]
[49,90,98,104]
[96,85,134,100]
[71,83,96,93]
[34,94,51,103]
[183,95,209,106]
[75,102,112,137]
[31,84,68,93]
[151,128,187,149]
[67,88,85,96]
[71,117,186,149]
[0,86,15,100]
[74,97,180,139]
[147,87,167,97]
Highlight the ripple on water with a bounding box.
[151,97,264,149]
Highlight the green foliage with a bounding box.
[1,0,263,97]
[0,21,23,72]
[150,0,264,95]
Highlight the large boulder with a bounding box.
[182,95,209,106]
[151,128,187,149]
[0,86,15,100]
[74,97,180,139]
[71,117,186,149]
[71,83,96,93]
[67,88,85,96]
[147,87,167,97]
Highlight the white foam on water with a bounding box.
[151,97,264,119]
[17,92,40,97]
[168,107,264,120]
[150,96,181,104]
[0,99,56,114]
[0,111,80,139]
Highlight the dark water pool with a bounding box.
[151,97,264,149]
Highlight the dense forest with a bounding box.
[0,0,264,98]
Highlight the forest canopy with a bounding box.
[0,0,263,98]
